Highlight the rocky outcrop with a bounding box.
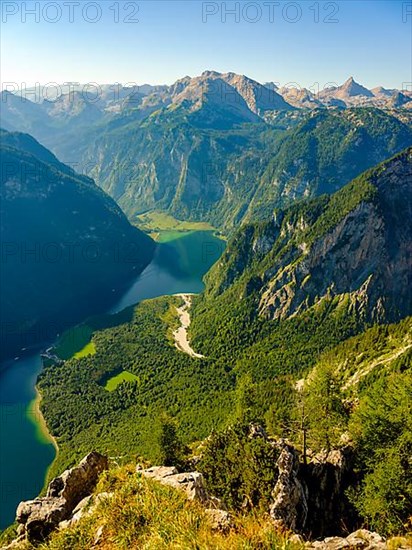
[135,426,360,541]
[16,497,67,542]
[139,465,210,504]
[269,444,356,538]
[58,491,114,530]
[46,451,108,508]
[15,452,108,542]
[306,529,386,549]
[138,465,231,531]
[246,425,356,539]
[204,509,233,532]
[58,495,93,529]
[270,443,308,532]
[3,442,393,549]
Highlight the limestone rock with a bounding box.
[139,466,209,503]
[204,508,232,532]
[305,529,387,549]
[94,525,105,545]
[15,452,108,542]
[72,495,93,516]
[16,497,67,542]
[94,491,114,505]
[170,472,209,502]
[140,466,178,479]
[47,451,108,510]
[308,537,350,550]
[269,443,308,532]
[58,492,113,531]
[58,495,93,529]
[346,529,385,548]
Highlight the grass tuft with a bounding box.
[38,464,302,549]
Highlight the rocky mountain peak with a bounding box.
[388,91,412,108]
[221,72,294,113]
[338,76,373,98]
[169,71,293,115]
[371,86,393,97]
[318,77,374,106]
[201,70,222,78]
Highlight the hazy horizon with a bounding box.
[2,72,409,92]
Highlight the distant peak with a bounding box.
[339,76,373,97]
[342,76,356,88]
[201,70,222,78]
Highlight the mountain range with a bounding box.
[3,73,411,233]
[4,74,412,114]
[2,74,411,143]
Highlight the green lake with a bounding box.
[0,230,224,530]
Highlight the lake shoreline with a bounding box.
[31,386,59,454]
[0,229,225,528]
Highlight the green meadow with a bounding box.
[73,342,96,359]
[135,211,217,241]
[104,371,139,391]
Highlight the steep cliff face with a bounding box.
[205,148,412,323]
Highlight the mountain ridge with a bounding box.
[198,147,412,324]
[0,130,155,360]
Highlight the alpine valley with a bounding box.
[0,72,411,550]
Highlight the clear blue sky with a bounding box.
[1,0,411,90]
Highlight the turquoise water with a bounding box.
[110,231,225,312]
[0,231,224,529]
[0,354,55,530]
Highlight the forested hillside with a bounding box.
[0,130,155,360]
[193,147,412,326]
[33,152,412,538]
[36,296,412,538]
[75,108,412,229]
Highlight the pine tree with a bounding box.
[303,364,346,452]
[156,414,183,467]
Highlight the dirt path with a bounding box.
[173,294,205,359]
